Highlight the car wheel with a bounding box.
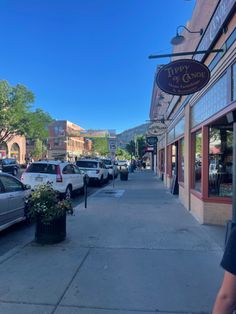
[13,168,18,176]
[98,176,103,187]
[80,184,85,195]
[65,185,72,199]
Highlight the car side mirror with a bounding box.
[24,184,31,190]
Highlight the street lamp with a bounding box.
[170,25,204,45]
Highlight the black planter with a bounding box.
[120,171,128,181]
[35,214,66,244]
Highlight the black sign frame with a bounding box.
[156,59,210,96]
[146,136,158,146]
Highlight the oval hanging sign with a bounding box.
[146,136,158,146]
[156,59,210,96]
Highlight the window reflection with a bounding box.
[179,138,184,182]
[160,149,165,172]
[233,63,236,101]
[209,127,233,197]
[171,144,176,176]
[193,131,202,192]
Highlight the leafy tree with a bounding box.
[0,80,53,158]
[92,137,109,156]
[31,139,43,159]
[116,148,130,160]
[126,140,135,158]
[0,80,34,144]
[136,135,146,159]
[26,109,52,141]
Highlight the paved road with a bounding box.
[0,179,115,257]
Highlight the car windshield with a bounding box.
[2,159,16,165]
[103,160,112,165]
[76,161,98,168]
[26,163,57,174]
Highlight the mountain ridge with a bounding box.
[117,123,149,148]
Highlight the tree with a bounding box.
[136,136,146,159]
[0,80,53,160]
[26,109,53,141]
[31,138,43,159]
[116,148,130,160]
[126,140,135,158]
[92,138,109,156]
[0,80,34,144]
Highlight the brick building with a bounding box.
[48,120,92,161]
[0,135,26,164]
[149,0,235,225]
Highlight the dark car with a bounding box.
[0,158,20,176]
[0,173,31,231]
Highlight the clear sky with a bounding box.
[0,0,195,134]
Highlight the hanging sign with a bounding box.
[148,122,167,136]
[156,59,210,96]
[146,136,158,146]
[145,146,154,152]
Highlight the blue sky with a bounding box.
[0,0,195,134]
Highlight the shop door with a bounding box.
[171,142,179,195]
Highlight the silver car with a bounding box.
[0,173,31,231]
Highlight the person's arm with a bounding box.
[212,270,236,314]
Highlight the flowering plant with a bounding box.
[28,183,73,223]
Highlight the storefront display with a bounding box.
[193,131,202,192]
[209,127,233,197]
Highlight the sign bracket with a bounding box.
[148,48,224,59]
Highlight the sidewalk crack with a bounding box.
[51,248,91,314]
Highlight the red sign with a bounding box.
[145,146,154,152]
[156,59,210,96]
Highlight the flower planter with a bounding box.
[35,213,66,244]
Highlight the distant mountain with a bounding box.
[117,124,149,148]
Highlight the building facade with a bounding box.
[149,0,236,225]
[48,120,92,161]
[0,135,26,164]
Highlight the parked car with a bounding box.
[0,173,31,231]
[117,160,128,166]
[0,158,20,176]
[117,160,128,171]
[76,159,109,186]
[102,159,118,178]
[21,161,86,199]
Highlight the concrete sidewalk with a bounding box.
[0,171,225,314]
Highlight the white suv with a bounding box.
[102,159,118,179]
[21,161,86,199]
[76,159,109,186]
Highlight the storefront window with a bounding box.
[171,144,176,176]
[208,127,233,197]
[233,63,236,101]
[191,74,227,127]
[159,149,165,172]
[179,138,184,182]
[193,131,202,192]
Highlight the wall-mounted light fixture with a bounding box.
[170,25,204,46]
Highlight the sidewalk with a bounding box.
[0,171,225,314]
